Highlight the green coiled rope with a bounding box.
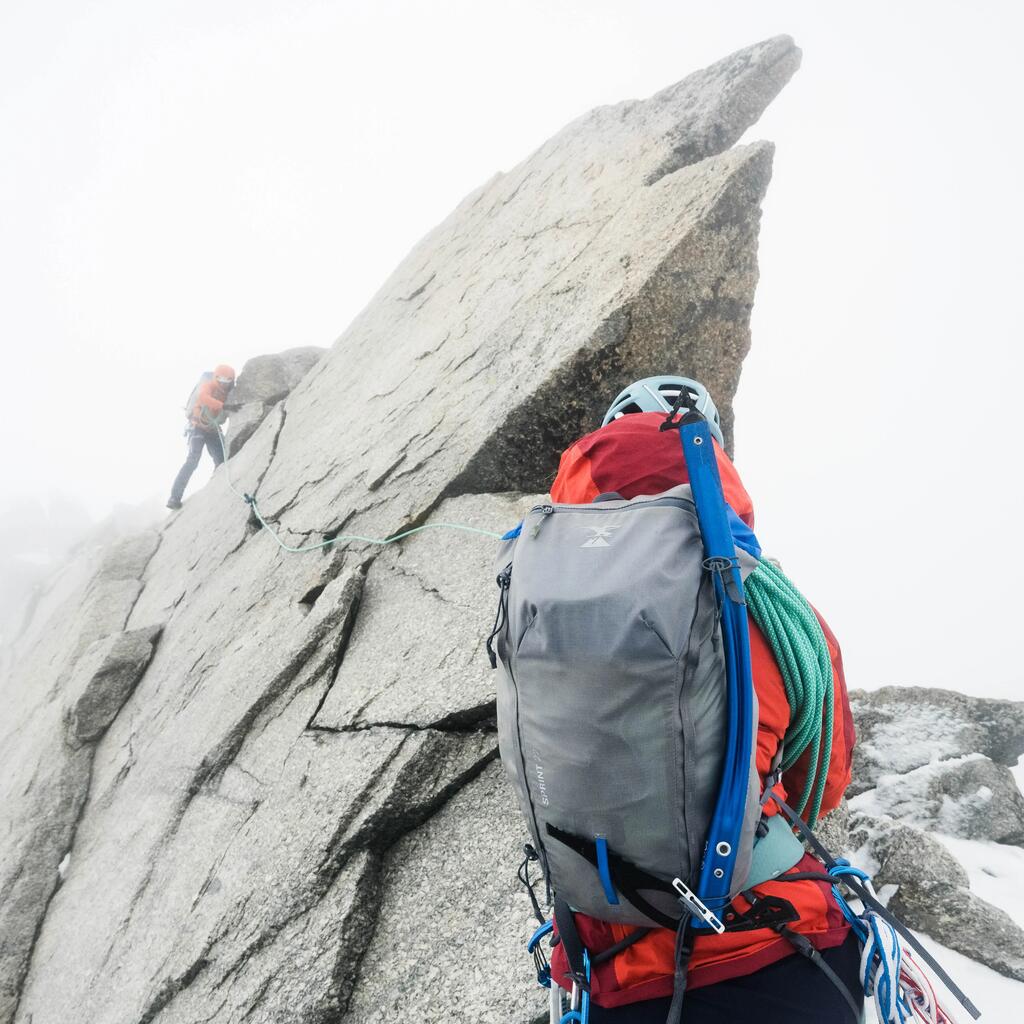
[745,559,834,826]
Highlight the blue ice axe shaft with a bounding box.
[675,414,755,916]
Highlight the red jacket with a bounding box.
[547,413,855,1006]
[189,364,235,432]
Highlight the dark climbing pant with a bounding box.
[169,430,224,503]
[587,931,864,1024]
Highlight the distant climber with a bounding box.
[490,376,861,1023]
[167,365,236,510]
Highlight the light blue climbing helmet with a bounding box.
[602,375,724,447]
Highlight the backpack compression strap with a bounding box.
[667,410,756,919]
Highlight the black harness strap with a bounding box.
[663,917,694,1024]
[553,898,590,992]
[609,887,679,931]
[590,927,652,966]
[770,869,837,884]
[770,793,981,1020]
[776,925,862,1023]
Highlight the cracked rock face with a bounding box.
[250,34,799,542]
[1,37,799,1024]
[888,882,1024,983]
[310,492,541,732]
[0,531,160,1024]
[342,761,539,1023]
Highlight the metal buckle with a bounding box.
[672,877,726,934]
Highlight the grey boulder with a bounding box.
[844,690,1024,987]
[225,346,326,456]
[225,401,271,457]
[930,756,1024,846]
[850,815,970,890]
[311,492,541,732]
[849,686,1024,796]
[228,346,326,408]
[853,755,1024,847]
[888,881,1024,983]
[66,625,162,745]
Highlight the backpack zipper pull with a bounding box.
[530,505,554,539]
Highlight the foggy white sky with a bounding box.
[1,1,1021,697]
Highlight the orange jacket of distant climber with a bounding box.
[189,364,236,432]
[547,412,856,1007]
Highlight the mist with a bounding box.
[1,0,1021,697]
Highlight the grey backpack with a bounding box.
[488,422,980,1024]
[488,485,767,929]
[183,371,214,419]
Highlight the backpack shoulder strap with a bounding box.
[670,410,756,913]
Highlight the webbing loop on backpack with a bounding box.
[702,554,745,604]
[664,917,694,1024]
[594,836,619,906]
[518,843,547,927]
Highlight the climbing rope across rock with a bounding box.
[212,423,505,553]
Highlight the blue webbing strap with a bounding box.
[594,836,620,905]
[676,415,756,916]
